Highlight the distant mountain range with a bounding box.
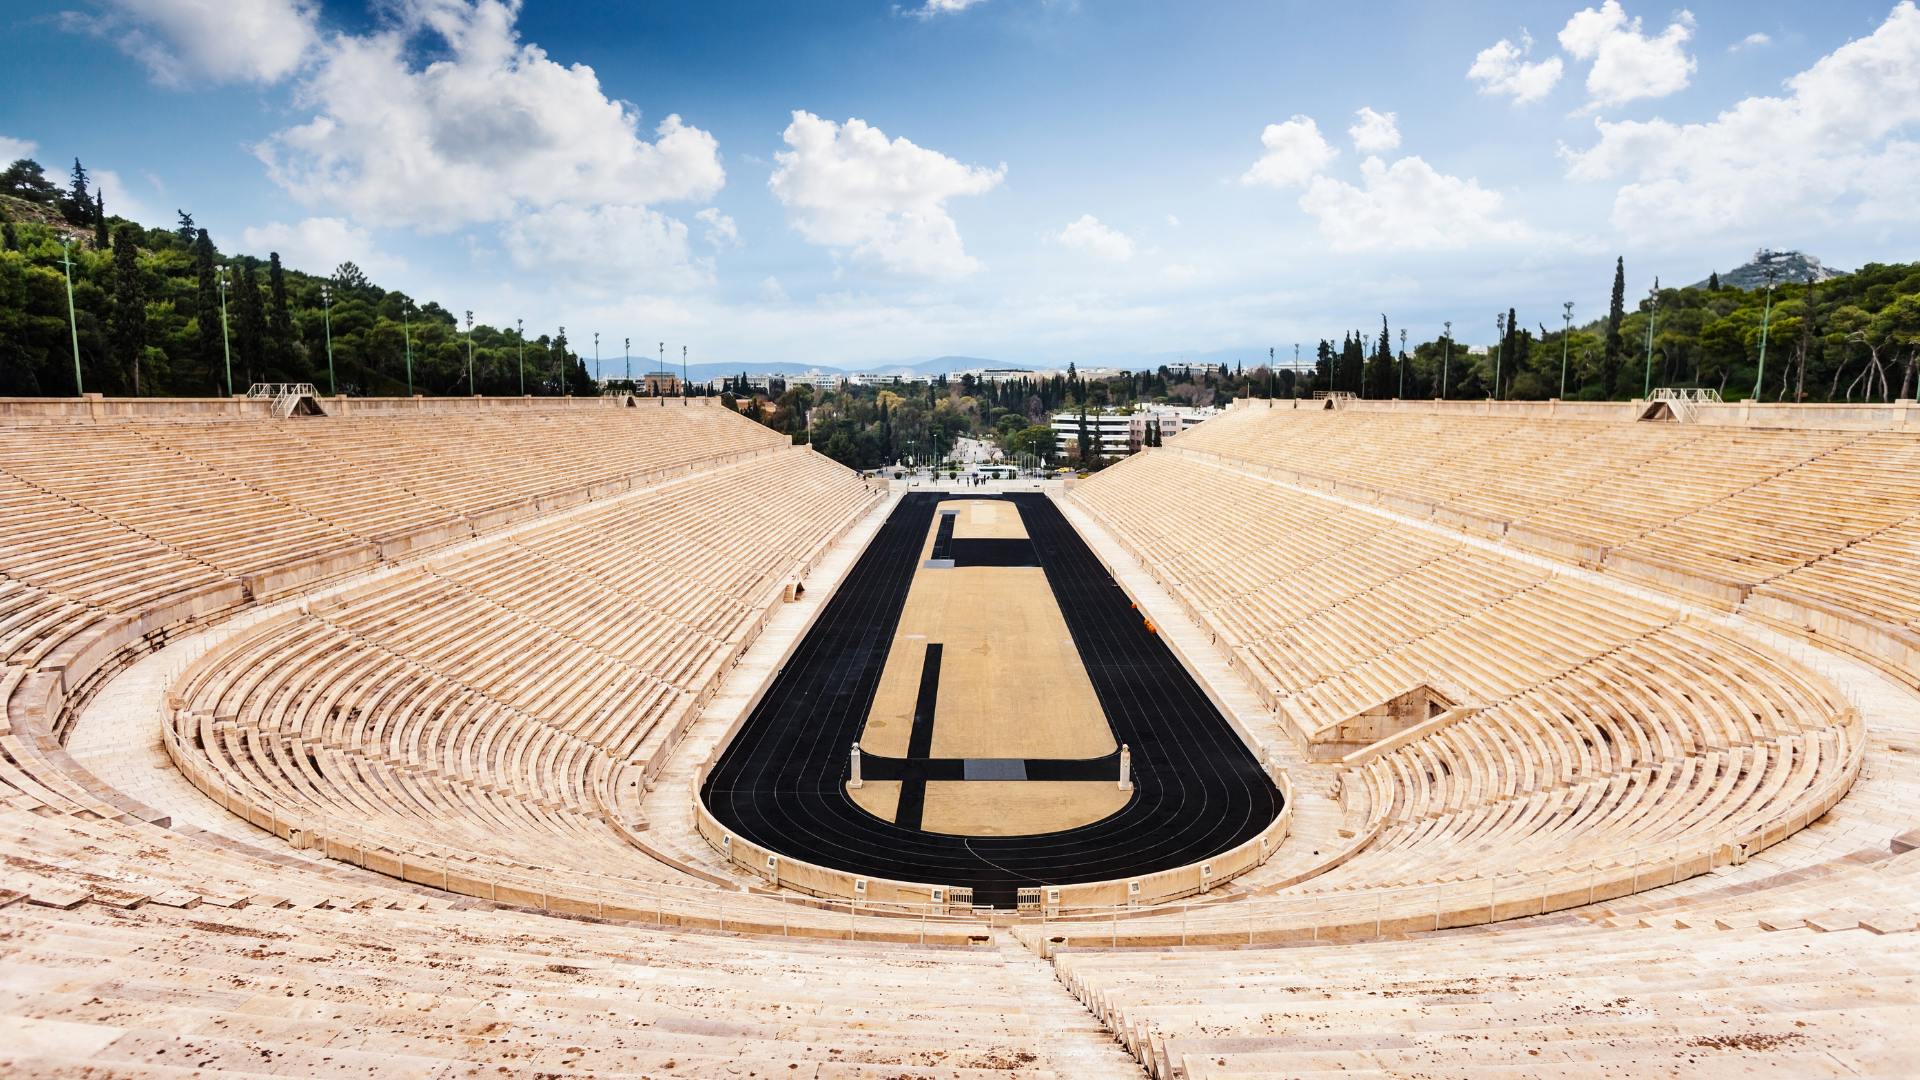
[1692,250,1843,291]
[673,355,1007,383]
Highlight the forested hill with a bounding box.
[0,157,592,397]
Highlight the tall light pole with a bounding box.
[516,318,525,396]
[58,238,84,395]
[402,298,414,397]
[1441,320,1452,400]
[1644,278,1660,398]
[657,341,665,407]
[1397,328,1407,399]
[464,310,475,395]
[1560,301,1574,399]
[1493,312,1506,401]
[593,331,600,388]
[682,344,688,402]
[320,283,336,397]
[1753,265,1778,401]
[216,265,233,397]
[558,325,567,396]
[1293,343,1300,398]
[624,337,631,388]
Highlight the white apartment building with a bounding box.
[1049,404,1220,461]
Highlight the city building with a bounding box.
[1049,404,1219,461]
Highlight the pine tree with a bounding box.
[0,158,60,204]
[109,226,146,395]
[176,210,196,247]
[266,253,294,373]
[193,229,223,391]
[93,191,109,250]
[62,158,91,226]
[1604,256,1626,393]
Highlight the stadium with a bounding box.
[1,388,1917,1076]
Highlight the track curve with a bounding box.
[700,492,1282,907]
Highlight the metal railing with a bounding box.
[246,383,319,399]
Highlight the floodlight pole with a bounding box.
[1397,328,1407,399]
[624,337,631,388]
[1493,312,1506,401]
[1441,321,1452,400]
[558,325,567,395]
[1268,346,1275,399]
[594,331,600,388]
[516,318,524,396]
[320,283,335,397]
[1754,267,1777,401]
[657,341,665,407]
[464,310,474,395]
[1560,301,1574,399]
[59,238,84,395]
[216,265,233,397]
[682,345,688,403]
[1644,279,1660,398]
[402,299,414,397]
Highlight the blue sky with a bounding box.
[4,1,1916,369]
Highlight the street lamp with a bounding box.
[558,326,567,395]
[682,345,688,402]
[58,237,83,395]
[1560,301,1574,399]
[1293,343,1300,399]
[624,337,631,388]
[1442,321,1452,400]
[593,331,600,387]
[320,283,335,397]
[1493,312,1506,401]
[464,310,475,395]
[402,297,414,397]
[516,318,525,396]
[1644,278,1660,399]
[657,341,665,407]
[1754,265,1778,401]
[216,265,233,397]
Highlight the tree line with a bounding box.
[1,156,593,397]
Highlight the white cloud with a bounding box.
[1348,107,1402,153]
[1558,1,1697,108]
[768,110,1005,278]
[1730,31,1772,52]
[695,207,741,248]
[64,0,319,87]
[241,217,405,278]
[908,0,988,17]
[502,203,710,290]
[0,135,39,162]
[258,0,724,231]
[1240,115,1337,189]
[1563,1,1920,241]
[1299,156,1533,252]
[91,169,159,230]
[1467,30,1566,103]
[1165,213,1181,227]
[759,275,790,304]
[1054,214,1135,262]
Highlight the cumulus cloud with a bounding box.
[768,110,1005,278]
[1467,30,1565,103]
[62,0,319,86]
[1054,214,1135,262]
[502,203,709,290]
[241,217,405,278]
[1299,156,1533,252]
[0,135,39,162]
[1240,115,1337,189]
[91,169,160,230]
[1558,1,1697,108]
[1730,31,1772,52]
[1348,107,1402,153]
[257,0,724,232]
[695,207,740,248]
[1562,1,1920,241]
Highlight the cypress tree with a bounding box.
[110,226,146,394]
[1,216,16,252]
[266,253,294,373]
[193,229,222,391]
[63,158,91,226]
[233,258,267,387]
[93,191,109,250]
[1364,315,1393,399]
[176,210,196,247]
[1604,257,1626,392]
[1707,270,1720,291]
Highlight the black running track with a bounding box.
[700,492,1281,907]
